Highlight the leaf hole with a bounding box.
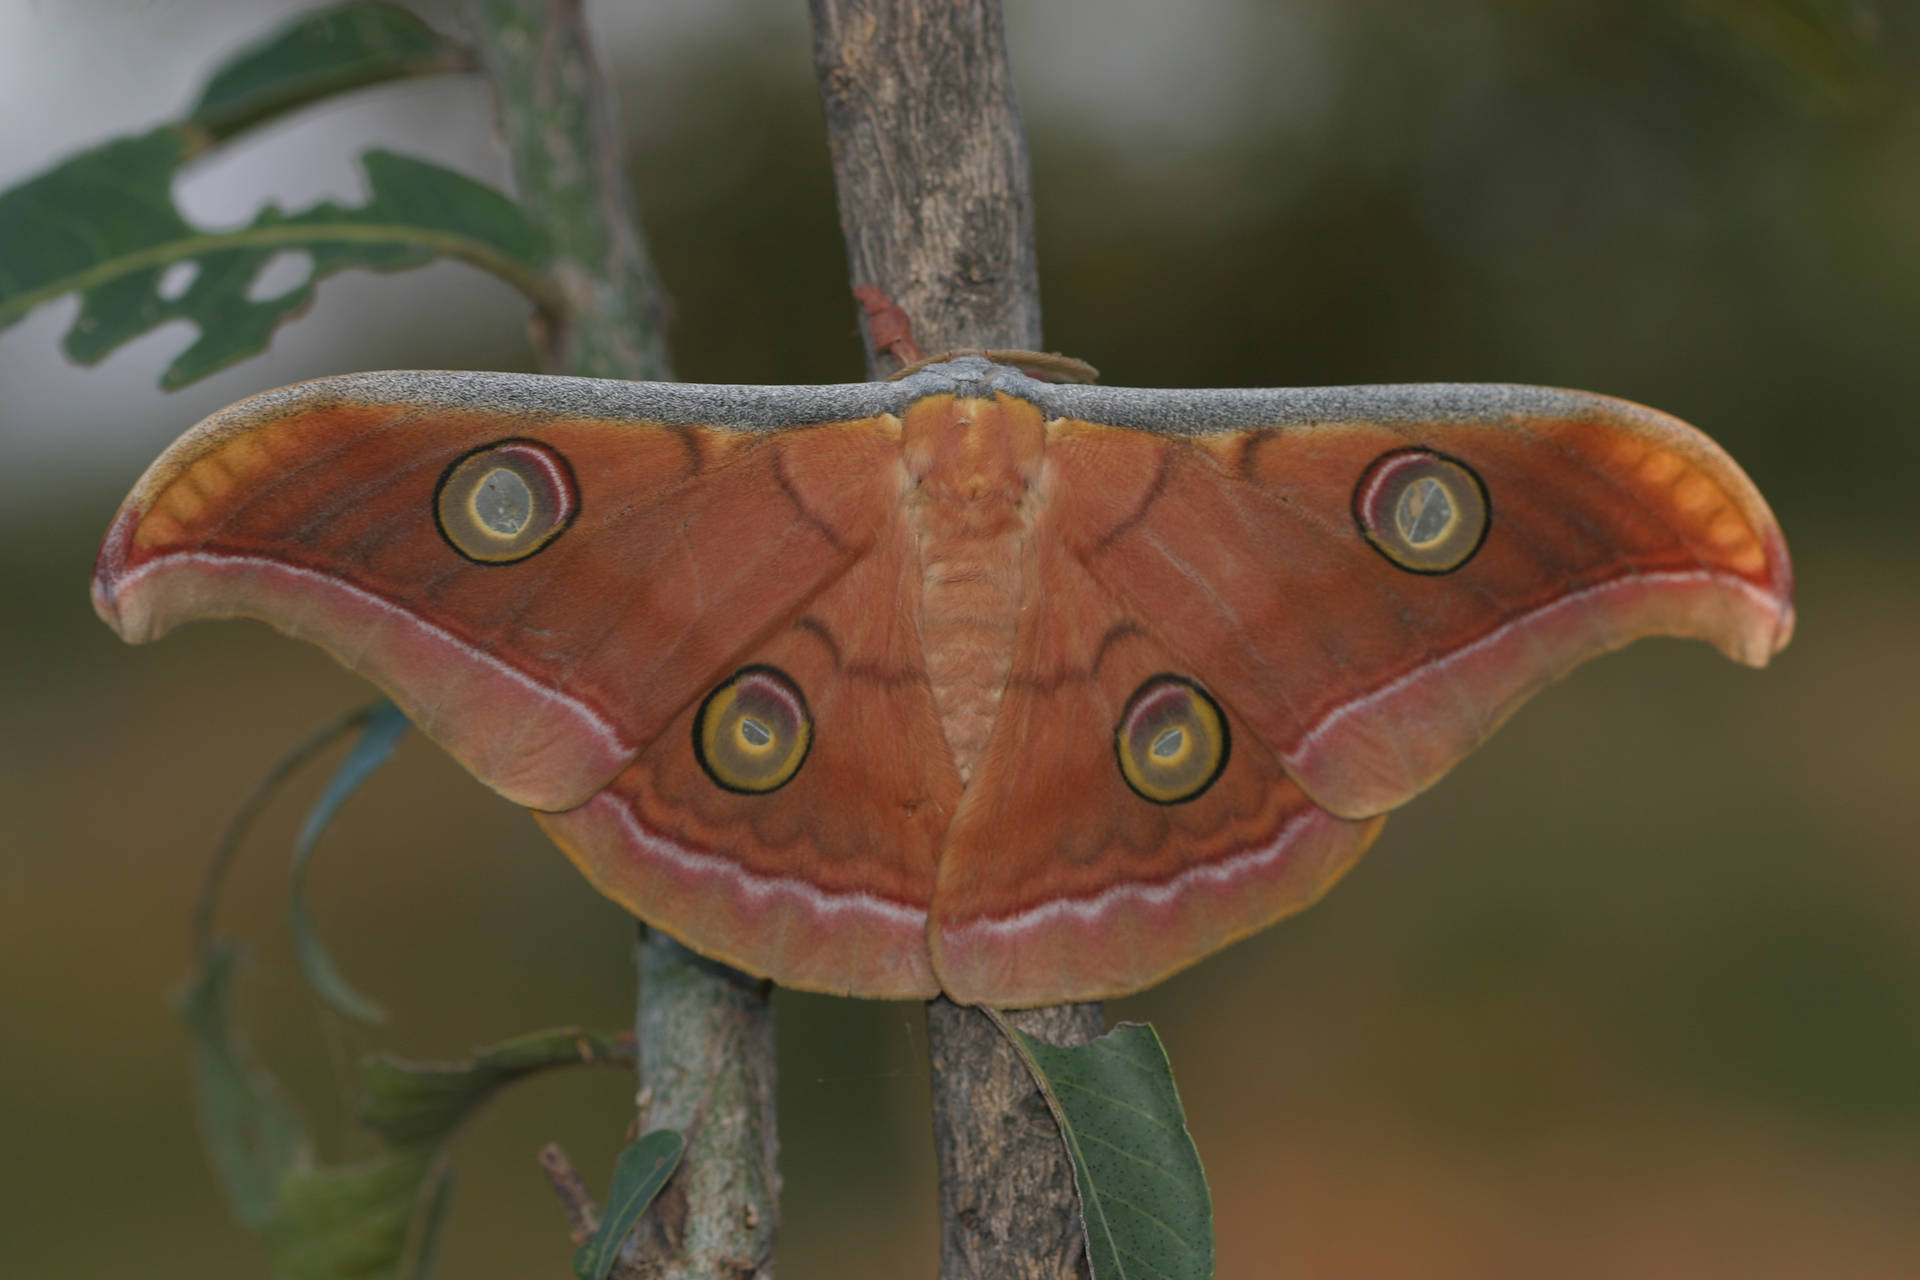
[245,250,315,302]
[157,262,199,301]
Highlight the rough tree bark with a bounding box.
[473,4,779,1277]
[809,4,1104,1279]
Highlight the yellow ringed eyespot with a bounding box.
[1115,675,1229,805]
[1353,448,1490,574]
[694,666,812,795]
[434,439,578,564]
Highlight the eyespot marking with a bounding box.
[695,666,812,794]
[1354,448,1489,574]
[435,439,578,564]
[1116,675,1229,805]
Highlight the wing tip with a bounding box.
[1713,505,1794,668]
[1760,526,1797,660]
[90,503,143,640]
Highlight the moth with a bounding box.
[92,354,1793,1006]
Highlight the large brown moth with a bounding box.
[92,355,1793,1006]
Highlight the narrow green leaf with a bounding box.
[177,943,312,1230]
[289,700,411,1024]
[573,1131,686,1280]
[194,702,388,955]
[407,1168,457,1280]
[0,134,552,388]
[188,3,473,143]
[357,1028,636,1146]
[997,1016,1215,1280]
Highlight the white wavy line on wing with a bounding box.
[942,807,1323,943]
[1281,568,1783,770]
[109,551,635,760]
[598,794,927,929]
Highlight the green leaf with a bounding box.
[0,128,551,387]
[573,1130,686,1280]
[270,1148,439,1280]
[178,943,313,1231]
[188,3,473,143]
[182,970,632,1280]
[179,702,400,1228]
[998,1017,1215,1280]
[0,1,538,389]
[288,700,411,1025]
[178,704,634,1276]
[194,702,388,955]
[407,1168,457,1280]
[259,1029,633,1280]
[356,1028,636,1147]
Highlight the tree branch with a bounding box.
[809,0,1041,364]
[626,931,779,1278]
[808,4,1103,1277]
[472,5,777,1277]
[473,0,671,381]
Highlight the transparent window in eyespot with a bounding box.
[474,468,534,536]
[1395,476,1453,547]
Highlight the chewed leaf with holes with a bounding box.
[0,129,548,388]
[95,357,1793,1004]
[0,3,520,391]
[186,2,474,142]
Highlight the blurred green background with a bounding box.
[4,1,1917,1276]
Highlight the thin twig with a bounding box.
[540,1142,601,1245]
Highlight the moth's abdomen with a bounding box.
[901,392,1047,784]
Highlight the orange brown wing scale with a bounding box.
[1039,380,1793,822]
[539,491,960,996]
[91,371,949,997]
[926,499,1383,1006]
[92,357,1793,1006]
